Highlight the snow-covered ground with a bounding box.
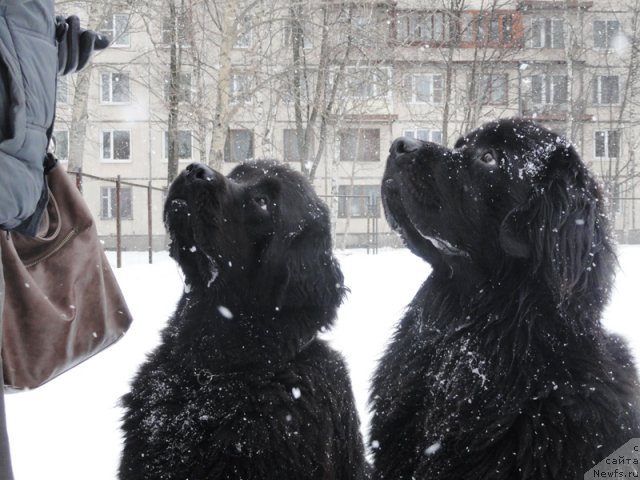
[5,246,640,480]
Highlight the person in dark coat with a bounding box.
[0,2,108,477]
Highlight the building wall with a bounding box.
[54,0,640,249]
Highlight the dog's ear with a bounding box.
[260,206,346,321]
[499,143,615,309]
[499,210,531,259]
[280,225,346,311]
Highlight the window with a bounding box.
[53,130,69,162]
[56,76,68,104]
[233,16,253,48]
[283,129,314,163]
[397,12,450,44]
[403,128,442,144]
[338,185,381,218]
[602,180,623,214]
[230,73,253,104]
[594,20,620,49]
[99,14,130,47]
[162,15,191,47]
[478,73,508,104]
[339,129,380,162]
[461,12,475,42]
[595,130,620,158]
[100,186,133,220]
[460,12,516,46]
[530,18,564,48]
[101,72,131,104]
[224,129,254,162]
[531,74,568,105]
[344,67,389,98]
[284,17,313,49]
[403,74,443,104]
[102,130,131,162]
[164,73,192,103]
[234,16,252,48]
[163,131,193,160]
[593,75,620,104]
[350,15,374,48]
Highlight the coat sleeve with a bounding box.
[0,0,56,233]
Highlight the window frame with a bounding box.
[337,184,382,218]
[52,130,69,162]
[224,129,254,163]
[594,129,621,159]
[163,72,192,104]
[163,130,193,161]
[402,128,442,144]
[593,19,621,50]
[100,185,133,220]
[234,16,253,49]
[478,73,508,105]
[530,73,568,105]
[339,129,381,163]
[396,11,451,45]
[283,128,315,163]
[403,73,444,104]
[530,17,564,49]
[99,13,130,48]
[593,75,620,105]
[100,72,131,105]
[230,73,253,104]
[458,11,519,47]
[283,17,313,49]
[344,67,391,99]
[56,76,68,104]
[161,14,192,48]
[101,129,132,163]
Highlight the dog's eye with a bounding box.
[480,152,498,167]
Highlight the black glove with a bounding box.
[56,15,110,75]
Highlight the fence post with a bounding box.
[373,199,379,254]
[148,181,153,264]
[75,167,83,193]
[116,175,122,269]
[367,199,380,255]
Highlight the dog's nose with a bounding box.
[185,163,216,181]
[390,137,420,155]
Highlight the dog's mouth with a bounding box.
[383,147,468,259]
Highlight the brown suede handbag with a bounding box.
[0,159,133,391]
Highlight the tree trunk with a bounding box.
[166,0,183,184]
[208,0,238,170]
[68,67,92,172]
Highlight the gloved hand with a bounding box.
[55,15,110,75]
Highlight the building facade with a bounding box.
[54,0,640,249]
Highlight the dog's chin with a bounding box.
[382,179,443,261]
[381,177,403,232]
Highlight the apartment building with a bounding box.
[53,0,640,249]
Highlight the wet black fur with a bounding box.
[371,118,640,479]
[119,161,367,480]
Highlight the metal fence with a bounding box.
[68,169,167,268]
[64,171,640,268]
[66,171,384,267]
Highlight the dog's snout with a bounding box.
[186,163,217,181]
[390,137,420,155]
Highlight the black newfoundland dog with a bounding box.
[119,161,367,479]
[371,118,640,479]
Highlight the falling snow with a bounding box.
[4,248,639,480]
[217,305,234,320]
[425,442,442,456]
